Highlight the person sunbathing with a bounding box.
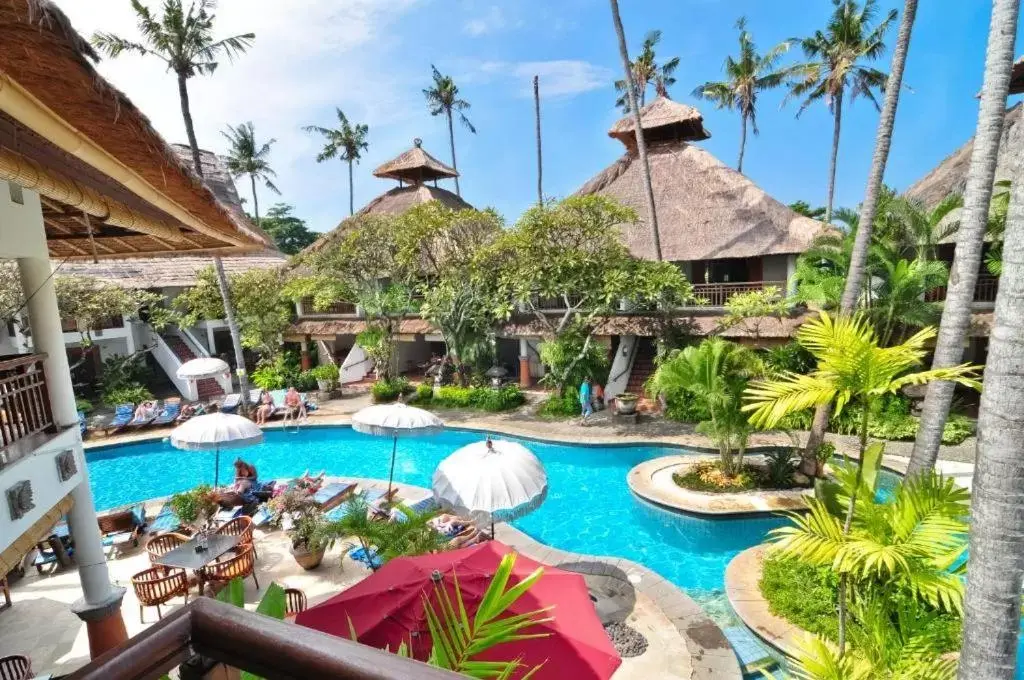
[131,401,156,423]
[283,387,307,423]
[254,391,274,425]
[429,514,472,537]
[448,525,489,549]
[212,459,259,507]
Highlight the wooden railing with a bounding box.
[691,280,787,307]
[924,276,1000,304]
[0,354,54,453]
[66,597,461,680]
[299,298,358,316]
[61,316,124,333]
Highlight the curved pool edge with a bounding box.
[496,523,743,679]
[725,545,807,659]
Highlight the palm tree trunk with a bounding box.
[176,72,203,178]
[249,174,260,226]
[534,75,543,206]
[839,0,918,313]
[213,256,251,414]
[348,159,354,216]
[447,110,460,197]
[737,112,748,173]
[959,25,1024,679]
[609,0,662,261]
[907,0,1017,478]
[824,87,844,225]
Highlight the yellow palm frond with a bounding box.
[743,373,838,428]
[768,501,845,566]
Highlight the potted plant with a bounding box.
[309,363,340,392]
[289,508,328,570]
[615,392,639,415]
[169,484,218,533]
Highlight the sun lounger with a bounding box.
[214,506,244,525]
[104,404,135,434]
[148,504,181,534]
[98,504,145,556]
[348,546,382,570]
[127,401,161,429]
[251,505,273,528]
[151,400,181,426]
[220,393,241,413]
[312,482,358,511]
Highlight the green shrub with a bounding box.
[435,386,473,408]
[472,385,525,412]
[75,398,94,414]
[414,383,434,402]
[371,378,412,403]
[169,484,217,527]
[664,390,712,422]
[941,414,976,445]
[672,460,759,492]
[762,341,815,376]
[293,371,318,392]
[308,363,340,381]
[102,384,153,406]
[537,393,580,419]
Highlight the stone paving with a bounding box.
[725,545,805,657]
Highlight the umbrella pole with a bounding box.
[386,434,398,501]
[490,514,495,538]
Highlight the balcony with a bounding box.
[691,280,787,307]
[0,354,55,461]
[924,276,999,305]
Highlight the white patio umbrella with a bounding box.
[432,437,548,534]
[176,357,230,381]
[351,402,443,497]
[170,412,263,486]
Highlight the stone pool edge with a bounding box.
[725,545,806,659]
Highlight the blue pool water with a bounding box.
[86,426,789,596]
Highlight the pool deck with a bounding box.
[627,455,813,516]
[725,545,808,658]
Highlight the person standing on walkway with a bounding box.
[579,377,593,420]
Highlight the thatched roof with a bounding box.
[905,103,1022,210]
[575,137,824,261]
[373,139,458,183]
[58,249,287,288]
[0,0,269,257]
[302,184,473,255]
[499,313,808,339]
[286,317,434,340]
[608,97,711,149]
[1011,56,1024,95]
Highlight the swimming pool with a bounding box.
[86,426,795,598]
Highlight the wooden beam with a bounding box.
[111,237,138,252]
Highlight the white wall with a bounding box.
[605,336,637,398]
[395,339,432,375]
[0,180,46,260]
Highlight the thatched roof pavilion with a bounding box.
[302,140,471,255]
[575,96,823,262]
[0,0,270,258]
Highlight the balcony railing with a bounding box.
[66,597,461,680]
[0,353,54,454]
[299,298,358,316]
[691,280,787,307]
[60,316,125,333]
[924,276,999,304]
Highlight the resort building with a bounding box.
[0,0,269,661]
[0,146,286,401]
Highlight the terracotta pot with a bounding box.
[290,543,325,570]
[616,395,638,415]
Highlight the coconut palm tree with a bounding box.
[423,66,475,197]
[91,0,254,178]
[744,312,980,654]
[614,30,679,111]
[609,0,661,261]
[691,18,792,173]
[304,109,369,217]
[92,0,255,411]
[221,122,279,227]
[785,0,897,226]
[906,0,1019,479]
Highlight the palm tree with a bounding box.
[744,312,980,654]
[614,30,680,111]
[423,66,475,197]
[786,0,897,226]
[906,0,1018,479]
[221,122,279,227]
[692,18,792,173]
[92,0,255,411]
[91,0,254,178]
[609,0,662,261]
[303,109,369,217]
[956,6,1024,677]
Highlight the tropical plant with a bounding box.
[720,286,792,338]
[785,0,897,224]
[304,108,369,216]
[424,66,475,197]
[91,0,254,177]
[169,484,217,528]
[215,578,287,680]
[613,29,679,111]
[691,17,792,172]
[790,200,827,219]
[744,312,980,652]
[907,0,1018,480]
[608,2,661,259]
[649,338,763,473]
[53,276,166,348]
[256,203,318,255]
[537,324,609,397]
[222,121,279,226]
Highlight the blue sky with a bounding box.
[59,1,1020,234]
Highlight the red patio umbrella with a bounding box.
[295,541,621,680]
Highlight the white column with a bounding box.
[18,247,121,611]
[123,317,137,355]
[206,324,216,355]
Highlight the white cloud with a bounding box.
[463,5,506,36]
[473,60,613,98]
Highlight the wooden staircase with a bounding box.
[161,333,224,400]
[625,338,656,395]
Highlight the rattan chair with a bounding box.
[0,654,32,680]
[284,587,307,616]
[146,532,189,566]
[203,543,259,590]
[215,516,256,557]
[131,567,189,622]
